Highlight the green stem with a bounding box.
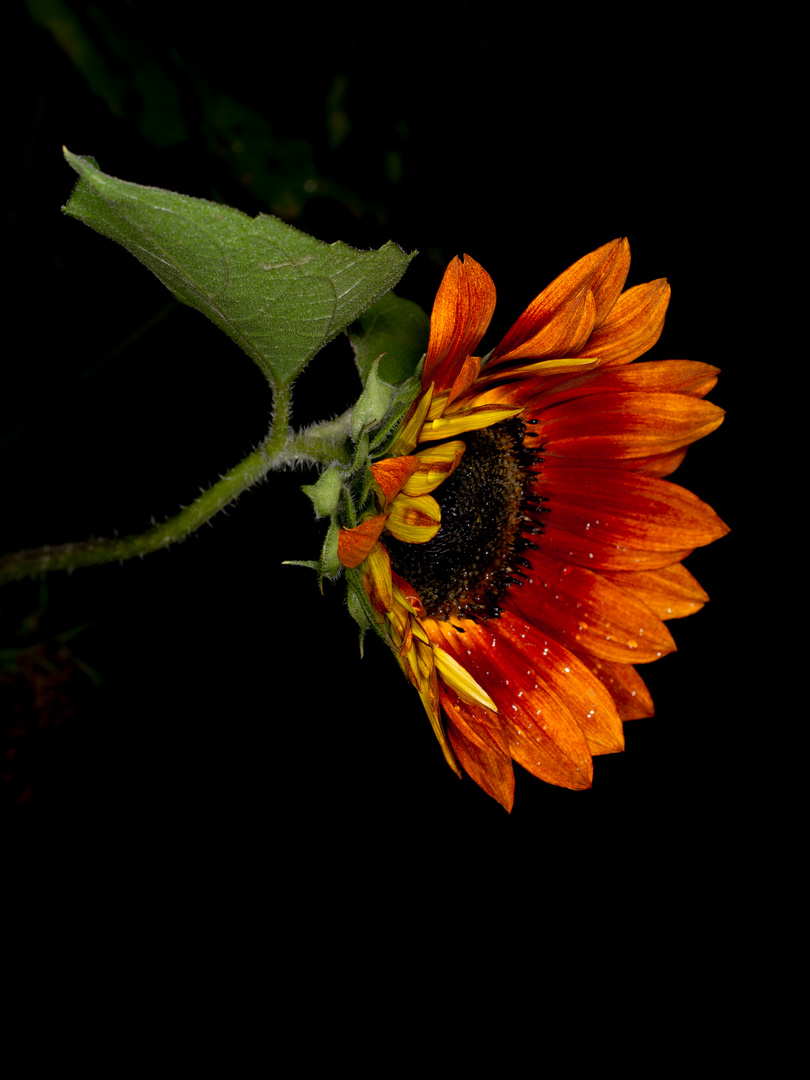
[0,390,353,585]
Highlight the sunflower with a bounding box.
[337,239,727,811]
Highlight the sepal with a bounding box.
[350,358,397,443]
[301,463,343,518]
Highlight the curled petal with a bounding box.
[389,384,434,457]
[337,515,388,568]
[433,644,498,712]
[402,441,466,496]
[387,494,441,543]
[361,541,393,615]
[371,457,420,505]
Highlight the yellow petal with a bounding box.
[432,645,498,712]
[402,441,466,495]
[386,494,441,543]
[419,404,522,441]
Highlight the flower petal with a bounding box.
[536,466,729,565]
[401,441,466,496]
[574,279,670,366]
[492,611,626,757]
[419,403,522,441]
[599,564,710,620]
[441,690,516,811]
[491,238,630,362]
[371,456,421,505]
[386,494,441,543]
[423,255,496,392]
[511,359,721,408]
[431,619,595,790]
[534,391,725,462]
[506,550,677,664]
[432,643,498,712]
[361,540,394,616]
[337,515,388,568]
[577,656,655,721]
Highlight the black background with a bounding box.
[4,4,756,908]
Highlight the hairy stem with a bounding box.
[0,390,353,585]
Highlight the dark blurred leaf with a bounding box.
[349,291,429,386]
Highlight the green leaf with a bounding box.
[348,291,429,386]
[62,149,415,387]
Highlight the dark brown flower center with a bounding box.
[386,418,546,622]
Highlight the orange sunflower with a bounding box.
[337,238,727,811]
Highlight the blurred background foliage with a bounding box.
[4,1,746,851]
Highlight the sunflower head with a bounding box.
[311,240,727,810]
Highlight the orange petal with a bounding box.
[599,564,710,620]
[539,521,696,572]
[337,515,388,568]
[491,286,598,363]
[446,353,482,406]
[511,360,721,409]
[574,279,671,366]
[423,255,496,392]
[442,692,516,812]
[493,611,625,757]
[533,391,725,461]
[371,456,420,505]
[491,239,629,362]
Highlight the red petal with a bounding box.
[536,466,729,561]
[506,550,676,664]
[431,619,594,790]
[532,391,725,462]
[575,656,655,721]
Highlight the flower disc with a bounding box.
[386,419,542,622]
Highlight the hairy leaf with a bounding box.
[62,149,415,386]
